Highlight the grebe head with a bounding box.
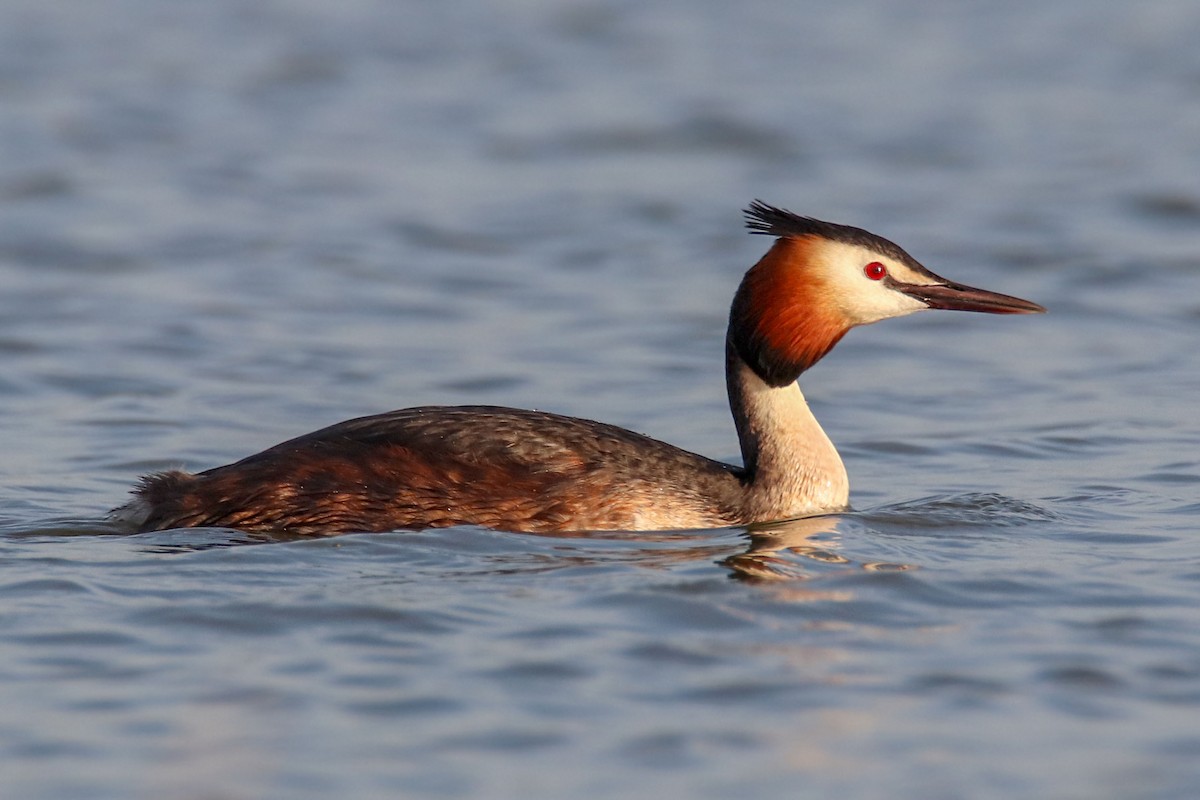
[731,201,1045,387]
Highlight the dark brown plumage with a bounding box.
[127,406,748,534]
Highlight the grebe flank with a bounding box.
[113,201,1044,535]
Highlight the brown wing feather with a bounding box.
[127,406,747,534]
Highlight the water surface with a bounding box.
[3,1,1200,798]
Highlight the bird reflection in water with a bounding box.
[723,514,914,586]
[123,513,914,592]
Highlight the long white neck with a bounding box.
[725,338,849,521]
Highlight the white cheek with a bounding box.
[854,287,927,325]
[827,263,928,325]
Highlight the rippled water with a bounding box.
[3,1,1200,798]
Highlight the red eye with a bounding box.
[864,262,887,281]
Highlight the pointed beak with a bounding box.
[895,279,1046,315]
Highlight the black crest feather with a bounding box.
[743,200,928,274]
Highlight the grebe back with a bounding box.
[113,201,1043,535]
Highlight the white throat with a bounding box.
[727,349,850,521]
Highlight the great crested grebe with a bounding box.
[113,201,1043,535]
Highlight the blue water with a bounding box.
[3,1,1200,798]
